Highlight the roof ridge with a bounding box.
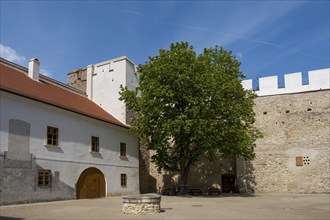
[0,57,86,96]
[0,59,128,129]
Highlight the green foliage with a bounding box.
[120,42,261,175]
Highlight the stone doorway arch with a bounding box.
[76,167,106,199]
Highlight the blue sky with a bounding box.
[1,0,329,88]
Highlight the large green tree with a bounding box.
[120,42,261,194]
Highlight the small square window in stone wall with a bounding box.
[296,156,303,166]
[303,156,310,165]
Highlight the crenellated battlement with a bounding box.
[242,68,330,96]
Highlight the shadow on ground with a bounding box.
[0,216,24,220]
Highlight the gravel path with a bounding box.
[1,193,329,219]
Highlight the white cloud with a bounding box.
[40,68,53,77]
[120,9,146,17]
[165,2,305,51]
[0,44,26,65]
[0,44,53,77]
[236,52,243,60]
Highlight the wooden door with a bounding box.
[77,167,106,199]
[85,174,100,198]
[222,175,236,193]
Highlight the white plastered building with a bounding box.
[0,57,139,205]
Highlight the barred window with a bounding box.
[120,142,126,157]
[121,173,127,187]
[38,169,51,186]
[47,126,58,146]
[91,136,99,152]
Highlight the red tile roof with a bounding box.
[0,59,128,128]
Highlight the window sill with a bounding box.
[90,151,101,154]
[44,145,63,153]
[37,185,52,189]
[119,156,128,161]
[90,151,103,159]
[44,144,60,148]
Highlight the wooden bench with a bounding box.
[162,188,172,195]
[208,188,221,195]
[189,188,202,195]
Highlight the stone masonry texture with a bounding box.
[140,90,330,194]
[68,69,329,194]
[248,89,330,193]
[67,68,87,93]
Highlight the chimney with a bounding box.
[28,58,40,81]
[86,64,94,99]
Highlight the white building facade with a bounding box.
[0,58,139,205]
[68,56,139,125]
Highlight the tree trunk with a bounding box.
[178,167,190,195]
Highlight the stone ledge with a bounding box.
[122,194,161,215]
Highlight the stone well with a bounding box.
[122,194,161,215]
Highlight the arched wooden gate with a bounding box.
[76,167,106,199]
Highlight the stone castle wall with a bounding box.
[141,89,330,194]
[248,89,329,193]
[141,150,237,194]
[141,69,330,194]
[242,68,329,96]
[67,68,87,93]
[68,65,329,194]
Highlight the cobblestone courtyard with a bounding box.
[1,193,329,219]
